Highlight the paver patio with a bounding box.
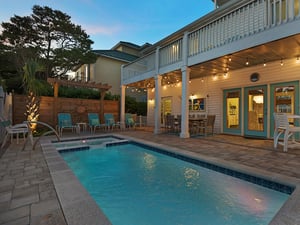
[1,129,300,224]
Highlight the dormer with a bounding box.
[212,0,232,8]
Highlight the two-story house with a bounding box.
[76,41,151,100]
[120,0,300,138]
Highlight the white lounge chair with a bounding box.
[273,112,300,152]
[0,119,30,148]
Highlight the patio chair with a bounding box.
[57,113,78,136]
[88,113,106,133]
[104,113,120,130]
[273,112,300,152]
[0,118,31,148]
[164,115,175,133]
[198,114,216,136]
[125,113,136,129]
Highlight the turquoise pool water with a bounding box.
[60,142,291,225]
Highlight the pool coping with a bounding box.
[40,134,300,225]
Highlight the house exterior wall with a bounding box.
[90,56,123,95]
[147,57,300,136]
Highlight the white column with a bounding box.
[120,85,126,129]
[154,75,162,134]
[180,66,191,138]
[120,65,126,129]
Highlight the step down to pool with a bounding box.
[57,145,90,152]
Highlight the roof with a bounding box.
[111,41,141,50]
[211,0,231,7]
[92,50,139,62]
[111,41,152,53]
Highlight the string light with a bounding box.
[245,57,249,66]
[263,59,266,67]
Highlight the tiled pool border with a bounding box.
[41,134,300,225]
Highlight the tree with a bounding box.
[23,59,44,131]
[0,5,97,80]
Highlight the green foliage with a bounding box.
[3,76,23,94]
[58,86,100,99]
[0,5,97,79]
[125,95,147,116]
[104,92,120,100]
[23,59,43,95]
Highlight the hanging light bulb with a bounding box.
[245,57,249,66]
[280,58,283,66]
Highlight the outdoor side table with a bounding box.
[76,122,87,133]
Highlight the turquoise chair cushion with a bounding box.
[91,118,99,125]
[127,118,134,125]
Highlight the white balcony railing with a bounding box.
[159,39,183,67]
[188,0,266,56]
[122,0,300,84]
[122,52,155,81]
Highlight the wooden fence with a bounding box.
[12,94,120,129]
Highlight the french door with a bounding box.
[244,85,268,138]
[223,88,241,135]
[161,97,172,125]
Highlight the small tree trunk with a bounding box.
[24,91,40,131]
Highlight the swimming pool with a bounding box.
[59,140,292,225]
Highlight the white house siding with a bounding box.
[147,57,300,135]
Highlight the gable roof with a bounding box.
[92,50,139,62]
[211,0,231,7]
[111,41,141,50]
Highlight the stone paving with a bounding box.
[0,141,67,225]
[1,129,300,224]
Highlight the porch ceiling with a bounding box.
[189,34,300,79]
[128,34,300,89]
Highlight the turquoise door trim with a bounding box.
[270,80,299,138]
[244,85,268,138]
[223,88,241,135]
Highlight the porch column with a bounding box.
[180,66,191,138]
[154,75,162,134]
[120,85,126,129]
[100,90,105,123]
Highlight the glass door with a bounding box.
[161,97,172,125]
[270,81,299,137]
[244,85,267,138]
[223,88,241,134]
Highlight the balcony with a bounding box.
[122,0,300,86]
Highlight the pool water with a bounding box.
[60,143,290,225]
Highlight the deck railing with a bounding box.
[122,0,300,83]
[159,39,183,67]
[122,52,155,81]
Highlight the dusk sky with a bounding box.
[0,0,215,50]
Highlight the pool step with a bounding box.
[106,139,129,147]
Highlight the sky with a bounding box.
[0,0,215,50]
